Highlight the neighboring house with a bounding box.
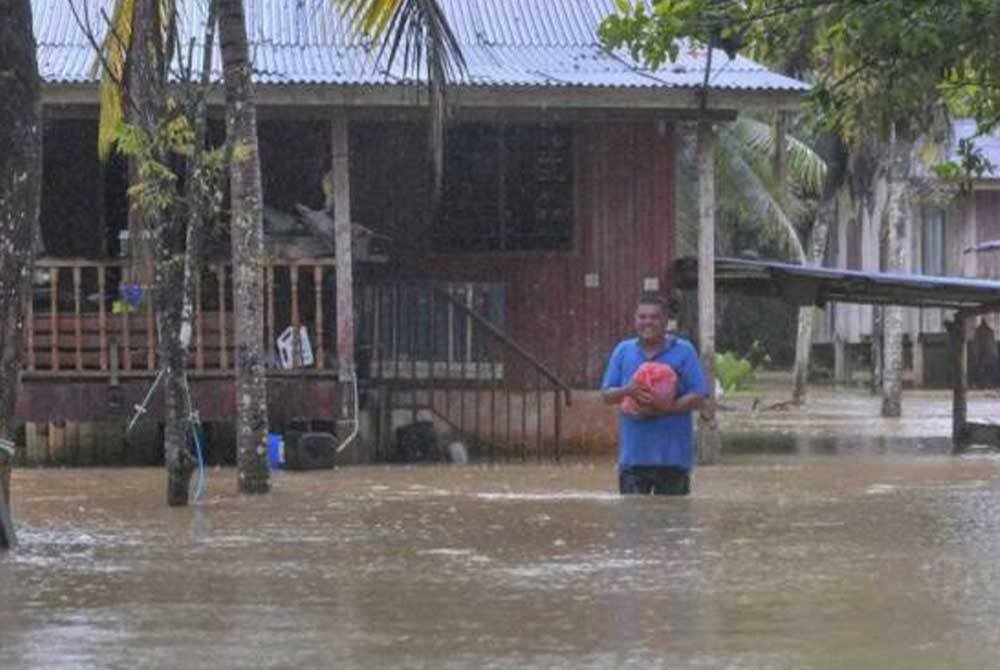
[22,0,805,459]
[815,120,1000,388]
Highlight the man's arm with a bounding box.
[602,380,637,405]
[634,390,704,415]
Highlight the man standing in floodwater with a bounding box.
[601,295,709,495]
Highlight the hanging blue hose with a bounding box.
[189,416,207,503]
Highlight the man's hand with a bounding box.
[632,387,675,416]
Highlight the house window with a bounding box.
[921,206,946,275]
[433,123,574,252]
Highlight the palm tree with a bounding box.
[0,0,42,524]
[677,115,835,403]
[339,0,465,197]
[88,0,464,500]
[217,0,269,493]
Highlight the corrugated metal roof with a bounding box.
[676,256,1000,312]
[34,0,808,94]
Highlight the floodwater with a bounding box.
[5,441,1000,669]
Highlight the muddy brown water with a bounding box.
[4,439,1000,669]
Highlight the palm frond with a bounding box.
[733,117,828,197]
[335,0,465,200]
[718,130,807,261]
[81,0,134,161]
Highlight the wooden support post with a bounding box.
[332,113,355,382]
[0,437,15,549]
[913,334,925,389]
[949,315,968,454]
[833,333,847,385]
[696,122,721,465]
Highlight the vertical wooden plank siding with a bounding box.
[370,120,677,388]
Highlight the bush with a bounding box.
[714,350,755,393]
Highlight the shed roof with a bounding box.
[34,0,807,107]
[675,256,1000,313]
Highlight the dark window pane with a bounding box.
[432,123,573,252]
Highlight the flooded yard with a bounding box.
[5,443,1000,669]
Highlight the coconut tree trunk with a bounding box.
[695,122,721,465]
[219,0,270,494]
[881,128,913,418]
[792,136,848,404]
[123,0,196,505]
[0,0,42,516]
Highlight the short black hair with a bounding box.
[637,293,667,312]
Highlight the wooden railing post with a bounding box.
[49,268,58,370]
[217,264,228,369]
[98,265,108,371]
[950,315,969,454]
[194,271,204,371]
[266,262,275,367]
[290,263,301,367]
[314,265,325,369]
[73,266,83,370]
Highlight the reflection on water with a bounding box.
[4,445,1000,669]
[723,433,955,456]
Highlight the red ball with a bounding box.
[621,361,678,416]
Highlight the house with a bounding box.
[814,120,1000,388]
[22,0,806,461]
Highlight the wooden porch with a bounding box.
[17,257,571,460]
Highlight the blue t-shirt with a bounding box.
[600,336,709,471]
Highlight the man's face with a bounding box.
[634,303,666,341]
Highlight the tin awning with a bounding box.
[675,256,1000,314]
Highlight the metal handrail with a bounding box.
[430,284,572,404]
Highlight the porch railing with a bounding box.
[25,257,338,377]
[359,282,572,461]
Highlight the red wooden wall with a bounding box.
[411,121,676,387]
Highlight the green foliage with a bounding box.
[714,350,756,393]
[600,1,1000,142]
[930,137,997,191]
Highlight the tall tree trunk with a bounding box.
[219,0,270,494]
[791,207,832,404]
[695,122,721,465]
[0,0,42,519]
[881,129,913,418]
[124,0,194,505]
[792,135,848,404]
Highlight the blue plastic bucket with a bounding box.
[267,433,285,469]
